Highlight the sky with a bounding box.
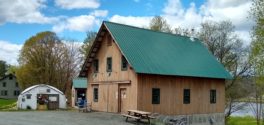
[0,0,253,65]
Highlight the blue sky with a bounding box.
[0,0,253,65]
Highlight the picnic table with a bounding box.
[122,110,154,124]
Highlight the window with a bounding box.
[210,89,216,104]
[183,89,190,104]
[15,82,19,87]
[46,89,50,93]
[93,88,98,102]
[152,88,160,104]
[106,57,112,72]
[93,59,99,73]
[1,90,7,96]
[2,82,6,87]
[14,90,20,96]
[9,76,13,80]
[121,56,128,71]
[107,35,112,46]
[26,94,32,99]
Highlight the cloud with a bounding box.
[0,0,58,25]
[91,10,108,17]
[109,15,152,28]
[109,0,253,45]
[55,0,100,9]
[134,0,140,3]
[162,0,183,16]
[52,15,99,32]
[0,40,22,65]
[52,10,108,33]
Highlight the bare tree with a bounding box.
[198,21,251,121]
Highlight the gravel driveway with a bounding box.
[0,111,140,125]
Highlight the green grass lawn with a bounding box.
[228,116,257,125]
[0,99,17,110]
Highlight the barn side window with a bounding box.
[210,89,216,104]
[121,56,128,71]
[152,88,160,104]
[93,88,98,102]
[106,57,112,72]
[93,59,99,73]
[107,35,112,46]
[46,89,50,93]
[26,94,32,99]
[183,89,190,104]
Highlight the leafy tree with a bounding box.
[198,20,251,121]
[149,16,172,33]
[249,0,264,124]
[16,31,80,95]
[7,65,18,75]
[80,31,97,58]
[0,60,7,78]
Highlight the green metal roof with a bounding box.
[72,78,87,88]
[104,21,232,79]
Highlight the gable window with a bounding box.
[107,34,112,46]
[93,59,99,73]
[183,89,190,104]
[2,82,6,87]
[152,88,160,104]
[9,76,13,80]
[210,89,216,104]
[121,56,128,71]
[26,94,32,99]
[46,89,50,93]
[106,57,112,72]
[93,88,98,102]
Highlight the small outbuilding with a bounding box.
[17,84,67,110]
[71,78,87,107]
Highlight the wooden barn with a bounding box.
[79,21,231,117]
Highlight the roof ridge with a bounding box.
[103,21,198,40]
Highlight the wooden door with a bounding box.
[118,88,127,113]
[48,94,59,110]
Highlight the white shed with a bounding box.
[17,84,67,110]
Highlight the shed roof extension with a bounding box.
[72,78,87,89]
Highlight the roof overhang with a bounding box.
[79,23,108,77]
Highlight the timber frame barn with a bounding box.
[79,21,231,116]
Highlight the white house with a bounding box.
[17,84,67,110]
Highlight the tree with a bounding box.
[0,60,7,78]
[249,0,264,124]
[198,20,251,121]
[80,31,97,58]
[174,27,195,37]
[16,31,81,96]
[7,65,18,75]
[149,16,172,33]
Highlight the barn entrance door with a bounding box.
[118,88,127,113]
[47,94,59,110]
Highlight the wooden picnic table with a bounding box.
[123,110,152,124]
